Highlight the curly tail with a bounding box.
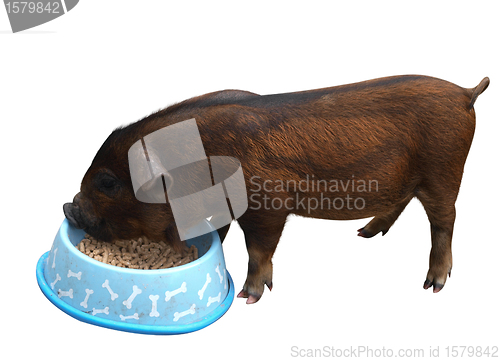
[469,77,490,109]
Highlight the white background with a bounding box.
[1,1,498,360]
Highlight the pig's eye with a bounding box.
[93,170,121,197]
[101,178,116,189]
[95,173,120,196]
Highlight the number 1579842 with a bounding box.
[5,2,61,14]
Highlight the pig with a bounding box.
[64,75,489,304]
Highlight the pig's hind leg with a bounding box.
[357,196,412,238]
[237,213,287,304]
[416,185,457,293]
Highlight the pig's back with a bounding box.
[233,75,471,111]
[221,75,473,170]
[199,75,476,207]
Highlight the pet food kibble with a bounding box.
[76,234,199,270]
[102,249,109,264]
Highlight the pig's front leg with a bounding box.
[237,213,287,304]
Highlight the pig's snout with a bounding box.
[64,202,83,229]
[63,192,87,229]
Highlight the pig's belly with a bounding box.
[287,191,402,220]
[247,182,415,220]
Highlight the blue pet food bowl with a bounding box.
[36,219,234,335]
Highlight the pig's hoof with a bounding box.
[357,227,388,238]
[423,279,445,293]
[358,216,393,238]
[357,228,370,238]
[237,289,261,304]
[237,280,272,304]
[423,268,450,293]
[246,295,260,304]
[266,281,273,291]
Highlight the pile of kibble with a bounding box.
[77,234,198,270]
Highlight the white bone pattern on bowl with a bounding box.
[46,247,228,323]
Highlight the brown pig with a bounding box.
[64,75,489,303]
